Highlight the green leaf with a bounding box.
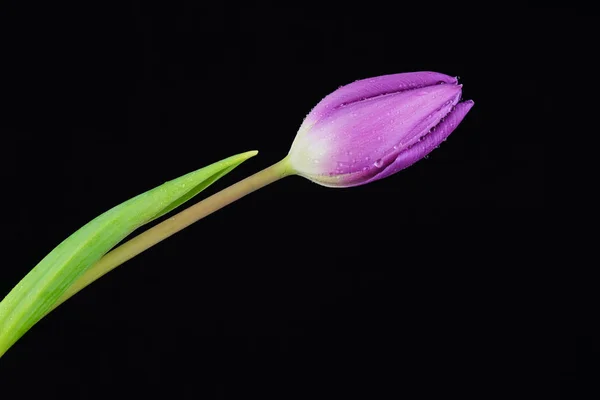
[0,150,258,357]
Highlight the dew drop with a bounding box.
[393,145,398,150]
[365,156,370,161]
[377,136,382,141]
[362,166,369,171]
[374,159,383,168]
[313,159,320,164]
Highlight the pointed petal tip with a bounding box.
[460,99,475,111]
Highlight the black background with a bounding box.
[0,2,584,399]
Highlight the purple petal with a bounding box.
[363,100,475,184]
[304,71,458,125]
[289,83,464,179]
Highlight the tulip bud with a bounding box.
[287,71,474,187]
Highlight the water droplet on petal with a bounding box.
[362,166,369,171]
[313,159,320,164]
[374,159,383,168]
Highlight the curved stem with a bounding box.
[46,156,295,315]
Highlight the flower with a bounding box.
[287,71,474,187]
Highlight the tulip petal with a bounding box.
[288,71,474,188]
[304,71,458,125]
[363,100,474,184]
[289,82,464,182]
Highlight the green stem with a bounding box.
[46,156,295,315]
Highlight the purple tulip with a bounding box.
[287,71,474,187]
